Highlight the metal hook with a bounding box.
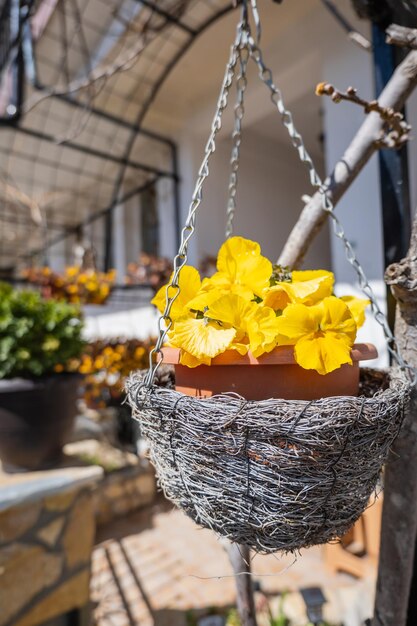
[235,0,261,45]
[250,0,262,44]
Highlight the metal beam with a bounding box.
[14,125,178,180]
[32,89,176,150]
[26,177,158,258]
[132,0,197,36]
[0,212,66,230]
[106,2,237,249]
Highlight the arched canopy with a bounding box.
[0,0,235,269]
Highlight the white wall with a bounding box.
[321,31,385,283]
[183,128,331,269]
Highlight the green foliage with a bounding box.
[225,609,240,626]
[0,282,84,379]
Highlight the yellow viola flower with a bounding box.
[206,293,258,330]
[202,272,255,301]
[206,293,258,355]
[187,287,224,313]
[264,270,334,310]
[179,350,211,367]
[215,236,272,298]
[340,295,370,328]
[246,306,282,357]
[151,266,201,321]
[169,317,236,362]
[275,296,357,375]
[206,294,281,358]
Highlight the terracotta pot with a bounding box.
[163,343,378,401]
[0,374,81,471]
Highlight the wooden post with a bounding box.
[227,543,258,626]
[371,231,417,626]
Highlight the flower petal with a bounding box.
[275,303,318,340]
[179,350,211,367]
[206,293,258,330]
[151,266,201,320]
[187,288,222,313]
[294,334,353,375]
[317,296,357,340]
[216,236,272,297]
[262,285,292,310]
[248,307,282,357]
[291,269,334,303]
[340,296,370,328]
[169,317,236,360]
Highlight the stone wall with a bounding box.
[64,439,156,526]
[0,444,157,626]
[0,467,102,626]
[94,464,156,525]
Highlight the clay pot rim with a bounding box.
[162,343,378,367]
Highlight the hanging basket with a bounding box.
[127,367,409,553]
[127,0,414,553]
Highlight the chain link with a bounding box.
[248,36,414,381]
[225,44,249,238]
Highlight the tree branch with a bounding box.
[227,543,258,626]
[371,225,417,626]
[386,24,417,50]
[278,46,417,268]
[316,82,411,149]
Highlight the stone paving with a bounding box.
[91,496,376,626]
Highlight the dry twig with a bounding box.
[316,82,411,149]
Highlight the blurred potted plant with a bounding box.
[125,252,172,291]
[78,338,155,446]
[22,265,116,304]
[0,282,85,470]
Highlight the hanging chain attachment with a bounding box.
[225,45,249,238]
[143,40,241,388]
[247,34,415,382]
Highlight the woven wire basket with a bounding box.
[127,367,410,553]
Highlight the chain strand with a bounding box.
[248,36,414,380]
[225,44,249,238]
[144,40,240,387]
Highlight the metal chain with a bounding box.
[225,44,249,238]
[143,39,240,388]
[248,36,414,381]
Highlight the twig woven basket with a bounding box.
[127,367,409,553]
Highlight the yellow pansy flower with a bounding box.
[187,287,224,313]
[179,350,211,367]
[206,293,258,330]
[169,317,236,363]
[206,294,281,357]
[340,295,370,328]
[264,270,334,311]
[151,266,201,321]
[275,296,357,375]
[202,272,255,301]
[215,236,273,298]
[246,306,282,357]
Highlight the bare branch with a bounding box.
[278,48,417,269]
[316,82,411,149]
[386,24,417,50]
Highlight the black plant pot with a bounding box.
[0,374,81,471]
